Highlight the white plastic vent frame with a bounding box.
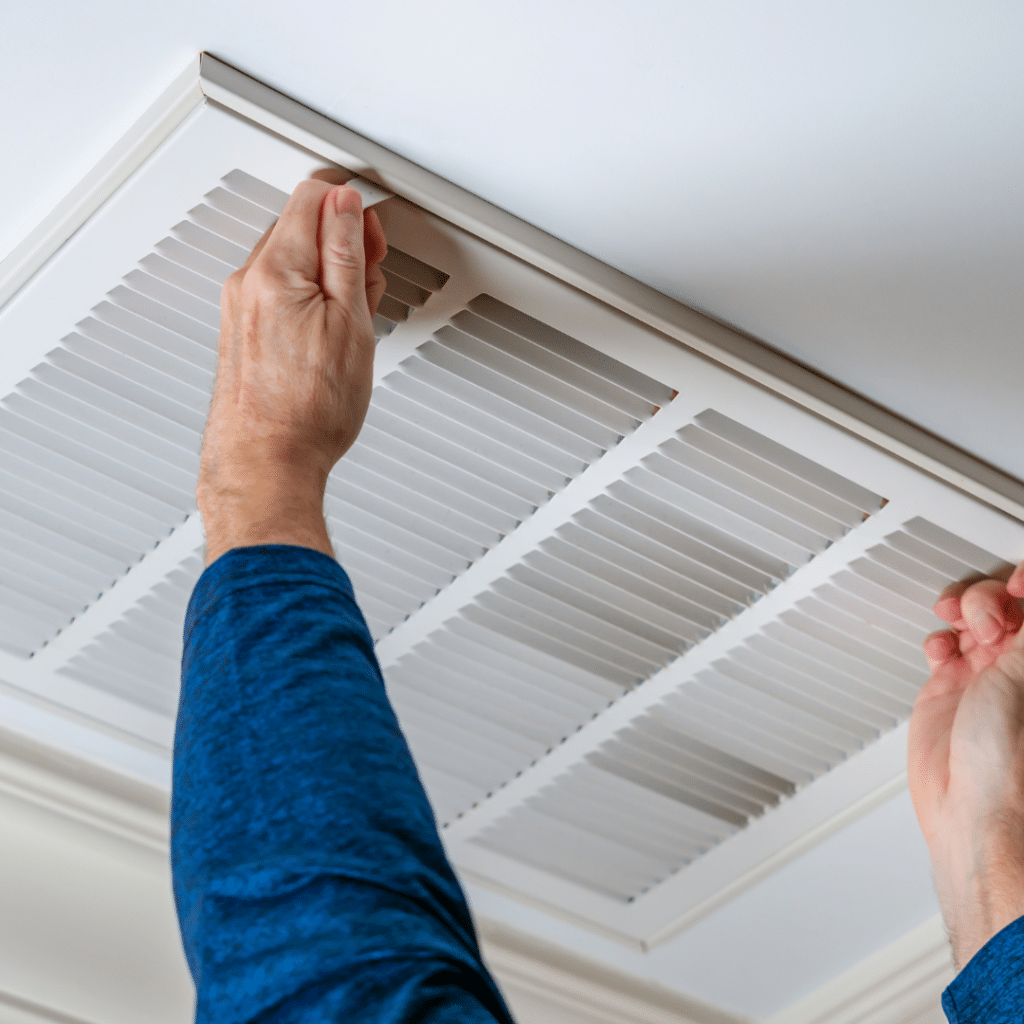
[2,55,1024,953]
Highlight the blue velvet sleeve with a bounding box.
[171,544,515,1024]
[942,915,1024,1022]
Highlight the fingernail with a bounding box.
[334,185,361,218]
[975,611,1003,643]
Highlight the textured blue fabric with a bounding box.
[942,914,1024,1022]
[171,544,515,1024]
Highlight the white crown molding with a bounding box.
[477,917,752,1024]
[0,729,952,1024]
[0,989,102,1024]
[0,58,204,312]
[769,915,953,1024]
[0,726,168,855]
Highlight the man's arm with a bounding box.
[909,567,1024,1020]
[173,179,514,1023]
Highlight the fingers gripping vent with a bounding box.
[0,168,451,658]
[471,517,1006,900]
[178,169,449,339]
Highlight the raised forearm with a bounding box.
[173,545,513,1023]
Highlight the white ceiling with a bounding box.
[6,0,1014,1014]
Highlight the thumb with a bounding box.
[321,186,369,317]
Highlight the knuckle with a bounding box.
[244,262,286,298]
[294,177,330,201]
[221,270,244,308]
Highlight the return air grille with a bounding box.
[471,517,1006,899]
[6,82,1024,952]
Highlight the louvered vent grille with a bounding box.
[0,170,449,659]
[386,413,884,825]
[6,82,1022,948]
[329,296,672,640]
[472,517,1008,899]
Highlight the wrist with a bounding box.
[197,475,333,566]
[931,821,1024,970]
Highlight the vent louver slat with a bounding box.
[60,554,205,716]
[376,414,887,826]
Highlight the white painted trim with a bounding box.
[0,58,204,312]
[0,989,102,1024]
[199,52,1024,523]
[0,656,172,757]
[770,915,953,1024]
[0,726,168,855]
[645,770,911,950]
[477,917,752,1024]
[0,686,171,790]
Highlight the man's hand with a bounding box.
[908,563,1024,970]
[197,180,387,565]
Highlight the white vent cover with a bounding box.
[2,57,1023,951]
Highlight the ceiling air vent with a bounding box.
[2,54,1023,953]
